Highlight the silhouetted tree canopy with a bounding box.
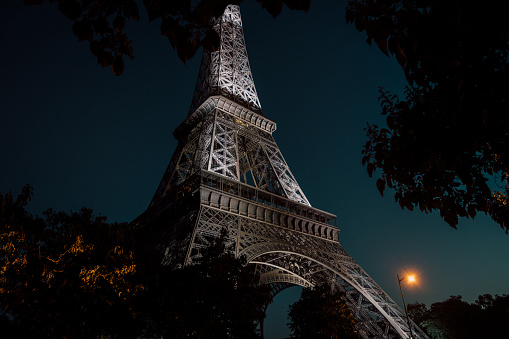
[408,294,509,338]
[347,0,509,232]
[288,283,358,339]
[141,231,271,338]
[406,302,427,327]
[0,186,269,338]
[0,185,142,337]
[22,0,309,75]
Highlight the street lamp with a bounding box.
[398,274,415,339]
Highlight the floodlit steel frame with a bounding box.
[145,4,429,339]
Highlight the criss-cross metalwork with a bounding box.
[139,4,428,339]
[189,4,261,115]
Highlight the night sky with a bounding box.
[2,1,508,338]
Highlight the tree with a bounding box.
[140,230,271,338]
[475,294,509,338]
[0,186,270,338]
[408,296,481,339]
[0,185,143,338]
[474,293,495,310]
[406,301,427,326]
[288,283,358,339]
[346,0,509,232]
[23,0,310,75]
[408,294,509,339]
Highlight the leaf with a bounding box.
[160,16,179,41]
[113,16,126,31]
[201,29,220,52]
[123,1,140,21]
[58,0,82,21]
[283,0,310,12]
[376,179,386,196]
[119,40,134,59]
[361,156,367,166]
[441,209,459,228]
[90,40,101,56]
[398,197,405,209]
[112,57,124,76]
[345,8,354,24]
[212,2,231,17]
[386,116,395,129]
[92,17,110,35]
[97,51,114,67]
[144,0,162,21]
[394,38,408,66]
[367,163,375,177]
[259,0,283,18]
[72,20,93,41]
[374,34,389,56]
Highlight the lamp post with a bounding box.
[398,274,415,339]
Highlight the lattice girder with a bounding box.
[263,143,310,205]
[150,96,310,207]
[167,180,428,339]
[187,205,423,338]
[189,5,261,115]
[208,113,239,180]
[144,4,428,338]
[254,263,313,288]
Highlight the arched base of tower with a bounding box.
[138,170,428,339]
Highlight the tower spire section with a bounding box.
[189,5,262,115]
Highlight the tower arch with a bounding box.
[247,246,408,339]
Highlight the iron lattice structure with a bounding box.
[138,5,428,339]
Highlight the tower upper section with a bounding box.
[189,5,262,115]
[147,5,310,210]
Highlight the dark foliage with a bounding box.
[0,186,269,338]
[347,0,509,231]
[408,294,509,339]
[288,283,358,339]
[140,231,271,338]
[23,0,310,75]
[406,301,426,326]
[0,185,142,338]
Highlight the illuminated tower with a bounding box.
[137,5,428,339]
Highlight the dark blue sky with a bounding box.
[1,1,508,338]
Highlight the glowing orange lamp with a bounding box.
[398,273,416,339]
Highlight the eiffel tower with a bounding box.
[136,5,428,339]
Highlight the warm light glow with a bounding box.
[399,271,420,286]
